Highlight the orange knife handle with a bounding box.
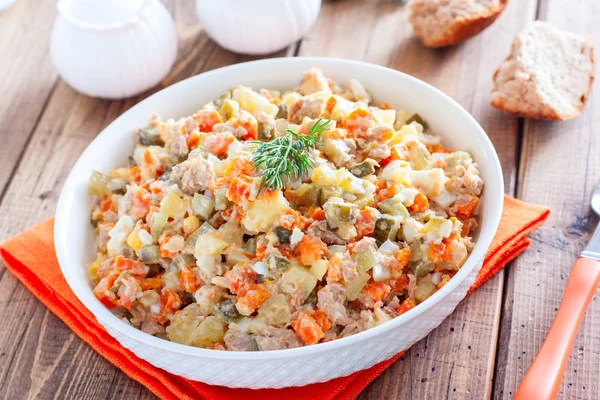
[514,257,600,400]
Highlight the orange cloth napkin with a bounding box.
[0,195,549,400]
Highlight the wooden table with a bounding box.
[0,0,598,398]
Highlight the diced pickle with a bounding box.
[150,212,168,237]
[351,244,378,273]
[413,261,436,278]
[377,198,409,219]
[373,215,400,245]
[89,170,112,196]
[192,193,216,221]
[273,226,292,244]
[243,237,257,254]
[350,161,376,177]
[213,299,240,323]
[338,203,358,222]
[406,113,429,130]
[415,280,436,303]
[214,187,230,211]
[110,271,131,292]
[139,245,161,264]
[257,293,289,326]
[121,245,135,259]
[276,102,288,119]
[320,186,343,205]
[257,120,275,140]
[172,253,196,269]
[158,168,173,182]
[138,127,164,146]
[264,254,291,273]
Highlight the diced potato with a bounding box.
[183,216,200,235]
[311,164,342,188]
[242,190,289,233]
[138,290,160,308]
[194,316,226,347]
[232,86,278,117]
[279,264,318,300]
[195,232,229,256]
[330,95,355,121]
[366,308,394,329]
[192,193,215,221]
[160,190,187,219]
[409,169,446,197]
[257,293,290,327]
[379,160,412,185]
[166,304,203,346]
[344,271,370,301]
[394,109,411,130]
[349,79,371,103]
[351,244,378,273]
[321,139,352,166]
[415,280,436,303]
[371,109,395,126]
[310,259,329,280]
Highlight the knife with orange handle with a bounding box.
[514,182,600,400]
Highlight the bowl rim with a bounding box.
[55,56,504,361]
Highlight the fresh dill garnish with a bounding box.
[250,118,330,191]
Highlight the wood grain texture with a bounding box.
[0,0,58,196]
[299,0,535,398]
[0,1,287,399]
[493,0,600,398]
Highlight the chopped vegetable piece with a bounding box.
[350,160,376,177]
[291,312,324,345]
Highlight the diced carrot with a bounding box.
[395,248,412,268]
[312,310,332,332]
[408,192,429,213]
[256,240,267,261]
[326,254,343,282]
[131,166,142,183]
[180,265,201,292]
[231,117,258,140]
[291,312,324,345]
[346,108,370,120]
[226,175,252,204]
[279,208,311,231]
[375,183,400,203]
[428,241,448,264]
[114,256,146,277]
[194,110,223,132]
[205,131,235,156]
[396,298,415,315]
[452,195,479,219]
[307,207,326,221]
[361,281,390,304]
[93,273,119,309]
[140,277,163,290]
[225,264,258,296]
[219,157,255,185]
[437,274,451,289]
[221,204,244,222]
[325,96,337,114]
[379,102,391,110]
[429,144,453,154]
[159,233,178,258]
[157,288,182,322]
[355,208,378,236]
[236,284,270,315]
[294,235,328,266]
[99,195,116,213]
[389,274,410,292]
[186,132,200,149]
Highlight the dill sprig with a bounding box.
[251,118,330,191]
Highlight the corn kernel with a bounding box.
[183,216,200,235]
[127,231,144,251]
[89,253,105,280]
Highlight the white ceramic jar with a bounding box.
[51,0,178,99]
[195,0,322,55]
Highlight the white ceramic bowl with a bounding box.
[55,57,504,389]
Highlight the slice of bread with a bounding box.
[491,22,595,120]
[409,0,508,48]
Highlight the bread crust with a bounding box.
[411,0,508,48]
[491,37,595,120]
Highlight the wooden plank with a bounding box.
[493,0,600,398]
[0,0,59,195]
[0,1,289,398]
[299,0,536,398]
